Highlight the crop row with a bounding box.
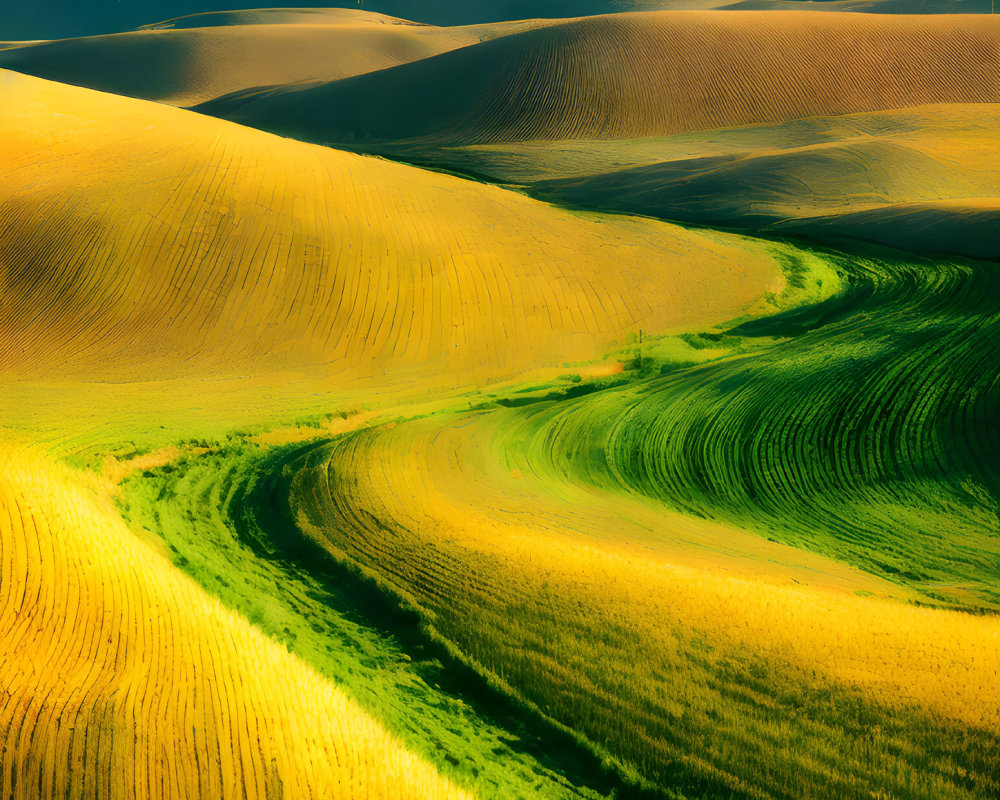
[204,12,1000,147]
[523,250,1000,608]
[0,446,468,799]
[278,246,1000,798]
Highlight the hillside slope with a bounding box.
[275,242,1000,798]
[0,444,470,800]
[0,69,784,385]
[198,11,1000,146]
[510,105,1000,258]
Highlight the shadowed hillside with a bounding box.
[773,199,1000,258]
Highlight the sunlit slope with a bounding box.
[0,445,469,800]
[0,70,784,384]
[290,415,1000,798]
[198,11,1000,147]
[114,442,656,800]
[0,20,484,106]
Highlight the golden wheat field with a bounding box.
[2,3,999,800]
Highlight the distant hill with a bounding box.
[198,11,1000,146]
[0,8,574,106]
[0,12,490,106]
[3,0,990,41]
[0,2,670,40]
[139,6,424,27]
[4,4,991,106]
[520,105,1000,259]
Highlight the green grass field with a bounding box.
[116,238,1000,800]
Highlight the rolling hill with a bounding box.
[514,105,1000,258]
[0,64,802,800]
[6,0,993,43]
[0,12,486,106]
[0,443,471,800]
[0,67,787,388]
[140,6,426,27]
[3,5,999,798]
[8,7,994,108]
[198,11,1000,147]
